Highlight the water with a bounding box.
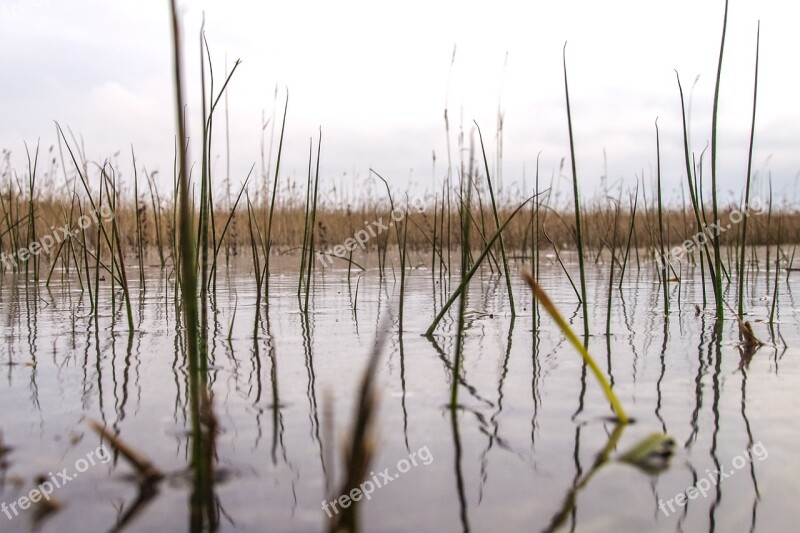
[1,257,798,532]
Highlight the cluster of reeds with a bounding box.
[3,183,795,286]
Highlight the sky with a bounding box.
[1,0,799,206]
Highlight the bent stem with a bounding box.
[522,271,629,424]
[424,196,534,337]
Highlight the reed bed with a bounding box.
[1,184,796,270]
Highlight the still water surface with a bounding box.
[0,258,798,532]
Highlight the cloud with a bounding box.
[0,0,799,202]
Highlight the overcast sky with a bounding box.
[1,0,798,205]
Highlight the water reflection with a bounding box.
[0,262,796,531]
